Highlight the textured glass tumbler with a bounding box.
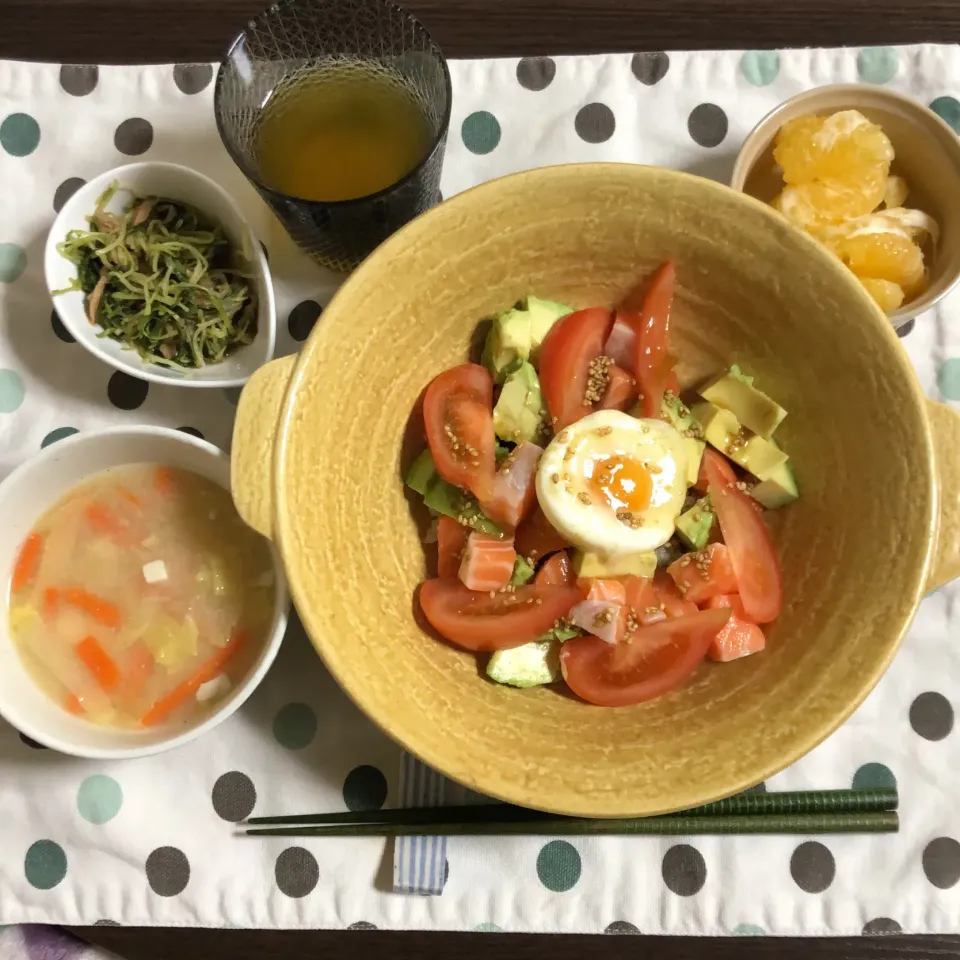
[215,0,451,272]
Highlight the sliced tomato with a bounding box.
[458,532,517,592]
[694,447,737,495]
[560,608,731,706]
[619,261,676,419]
[419,579,580,651]
[480,441,541,529]
[437,516,469,579]
[515,504,570,562]
[598,364,636,412]
[653,571,698,618]
[704,595,766,662]
[536,551,574,586]
[705,456,783,624]
[667,543,738,605]
[622,575,666,625]
[538,307,614,430]
[423,363,495,501]
[604,316,636,372]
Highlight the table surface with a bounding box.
[4,0,960,957]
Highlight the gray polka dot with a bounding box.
[661,844,706,896]
[60,65,98,96]
[575,103,615,144]
[605,921,640,934]
[288,300,322,342]
[107,371,149,410]
[910,692,953,740]
[51,309,75,344]
[342,765,388,812]
[146,846,190,896]
[896,318,915,338]
[275,846,319,897]
[212,771,257,822]
[632,52,670,85]
[790,841,835,893]
[53,177,85,213]
[94,919,121,926]
[19,732,47,749]
[516,57,556,91]
[173,64,214,95]
[348,921,377,930]
[923,837,960,889]
[688,103,728,148]
[862,917,902,935]
[176,426,203,439]
[114,118,154,156]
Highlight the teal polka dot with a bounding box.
[0,113,40,156]
[740,51,780,86]
[473,923,502,932]
[857,47,899,85]
[461,111,501,155]
[0,243,27,283]
[853,762,897,791]
[41,426,78,448]
[0,370,25,413]
[930,96,960,134]
[77,774,123,824]
[24,839,67,889]
[938,358,960,400]
[733,923,766,936]
[536,839,582,892]
[272,702,317,750]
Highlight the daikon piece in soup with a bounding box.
[7,464,274,729]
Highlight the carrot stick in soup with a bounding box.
[85,502,127,541]
[117,486,143,508]
[61,588,122,629]
[140,629,246,727]
[11,533,43,592]
[154,467,176,495]
[64,692,84,715]
[76,635,122,692]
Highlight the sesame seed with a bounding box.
[595,426,613,437]
[551,473,560,484]
[583,354,613,404]
[577,492,591,505]
[557,430,570,443]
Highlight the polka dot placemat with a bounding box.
[0,45,958,940]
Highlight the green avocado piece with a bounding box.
[404,449,436,496]
[692,401,788,481]
[481,297,572,381]
[750,459,799,509]
[699,367,786,440]
[487,639,560,688]
[493,361,547,444]
[511,555,536,586]
[421,475,502,536]
[659,393,705,486]
[675,496,715,551]
[526,295,572,360]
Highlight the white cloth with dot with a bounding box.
[0,45,959,938]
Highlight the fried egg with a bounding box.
[535,410,689,556]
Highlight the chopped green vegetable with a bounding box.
[510,556,535,586]
[54,184,257,368]
[495,440,512,462]
[545,622,582,642]
[404,449,436,496]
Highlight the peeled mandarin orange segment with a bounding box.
[836,232,926,297]
[773,115,828,184]
[858,277,906,313]
[884,175,909,209]
[778,170,886,227]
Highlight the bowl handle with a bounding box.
[231,354,298,540]
[928,398,960,591]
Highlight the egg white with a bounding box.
[535,410,689,556]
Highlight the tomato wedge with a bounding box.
[538,307,614,430]
[423,363,495,501]
[419,580,580,651]
[515,504,570,562]
[437,516,469,579]
[480,441,541,529]
[598,364,636,412]
[619,260,676,419]
[536,551,575,586]
[705,456,783,624]
[560,608,731,706]
[695,448,737,494]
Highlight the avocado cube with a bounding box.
[699,368,787,440]
[750,459,799,509]
[404,449,436,496]
[526,295,571,361]
[572,550,657,579]
[422,476,502,536]
[675,497,715,551]
[681,437,705,487]
[691,401,788,481]
[487,640,560,688]
[493,361,546,444]
[482,308,532,382]
[510,555,536,586]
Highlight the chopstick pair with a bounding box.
[242,787,899,837]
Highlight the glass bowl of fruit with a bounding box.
[731,84,960,329]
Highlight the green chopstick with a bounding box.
[244,811,898,838]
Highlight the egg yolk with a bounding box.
[587,455,653,513]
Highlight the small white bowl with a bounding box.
[44,162,276,388]
[0,426,289,758]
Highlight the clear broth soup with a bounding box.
[7,464,274,729]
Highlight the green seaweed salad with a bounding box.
[55,185,258,368]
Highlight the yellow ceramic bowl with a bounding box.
[232,164,960,818]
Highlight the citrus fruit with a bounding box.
[835,232,926,297]
[859,277,905,313]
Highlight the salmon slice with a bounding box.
[458,532,517,593]
[667,543,738,605]
[577,578,627,605]
[704,594,766,662]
